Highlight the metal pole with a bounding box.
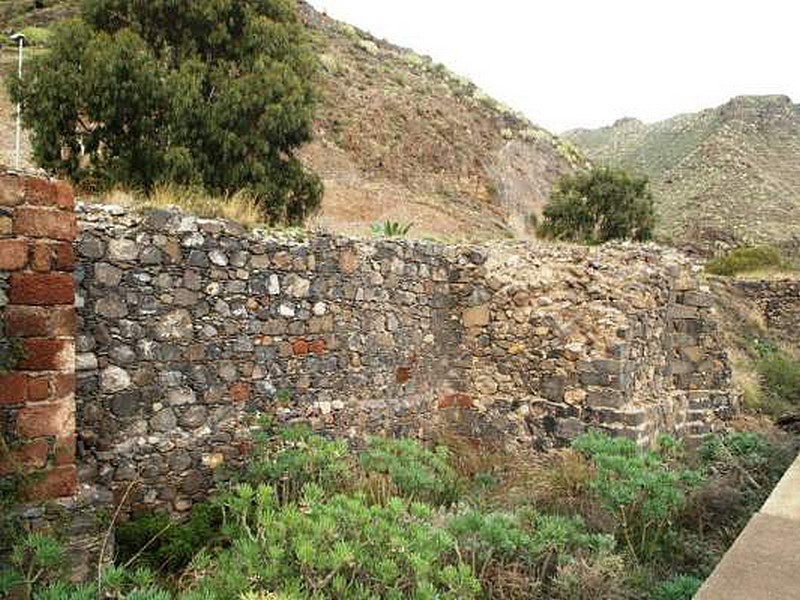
[14,37,23,169]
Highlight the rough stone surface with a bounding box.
[733,279,800,350]
[73,203,738,514]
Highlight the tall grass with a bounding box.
[139,184,267,228]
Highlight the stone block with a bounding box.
[5,305,50,337]
[463,305,490,328]
[0,173,24,205]
[438,392,473,409]
[17,400,75,438]
[24,465,78,500]
[0,373,28,405]
[230,382,251,402]
[27,376,51,401]
[54,435,76,466]
[0,439,49,476]
[0,215,12,236]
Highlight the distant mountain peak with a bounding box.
[719,94,795,123]
[612,117,644,128]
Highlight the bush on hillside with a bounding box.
[756,350,800,416]
[538,166,655,243]
[705,245,784,276]
[9,0,322,224]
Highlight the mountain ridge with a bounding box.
[565,94,800,248]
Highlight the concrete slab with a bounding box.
[762,458,800,520]
[695,513,800,599]
[696,453,800,600]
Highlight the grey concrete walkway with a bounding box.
[695,456,800,600]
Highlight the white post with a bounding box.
[14,36,23,169]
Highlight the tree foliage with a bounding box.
[9,0,322,224]
[539,166,655,243]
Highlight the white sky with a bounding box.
[308,0,799,133]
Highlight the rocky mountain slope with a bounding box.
[0,0,582,240]
[565,96,800,248]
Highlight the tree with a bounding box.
[538,166,655,243]
[9,0,322,224]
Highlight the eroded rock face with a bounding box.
[74,203,737,515]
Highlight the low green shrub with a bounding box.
[650,574,703,600]
[371,221,414,237]
[572,433,704,561]
[3,540,168,600]
[0,532,64,597]
[705,245,784,276]
[699,432,794,502]
[448,509,615,599]
[756,350,800,416]
[6,430,790,599]
[116,501,223,573]
[196,483,480,599]
[245,424,354,503]
[359,437,463,506]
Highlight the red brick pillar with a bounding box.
[0,171,78,500]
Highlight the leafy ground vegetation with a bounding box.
[2,423,795,600]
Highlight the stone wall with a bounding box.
[0,171,78,500]
[733,279,800,350]
[74,203,737,514]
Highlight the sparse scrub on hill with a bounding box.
[539,166,655,243]
[753,343,800,417]
[9,0,322,225]
[705,245,788,276]
[3,426,793,600]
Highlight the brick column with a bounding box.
[0,170,78,500]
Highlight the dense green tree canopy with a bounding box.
[539,166,655,243]
[10,0,322,224]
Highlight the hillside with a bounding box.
[0,0,582,240]
[565,96,800,248]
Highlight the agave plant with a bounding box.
[371,220,414,238]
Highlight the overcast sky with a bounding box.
[308,0,798,133]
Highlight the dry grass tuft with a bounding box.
[141,184,267,227]
[87,184,269,228]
